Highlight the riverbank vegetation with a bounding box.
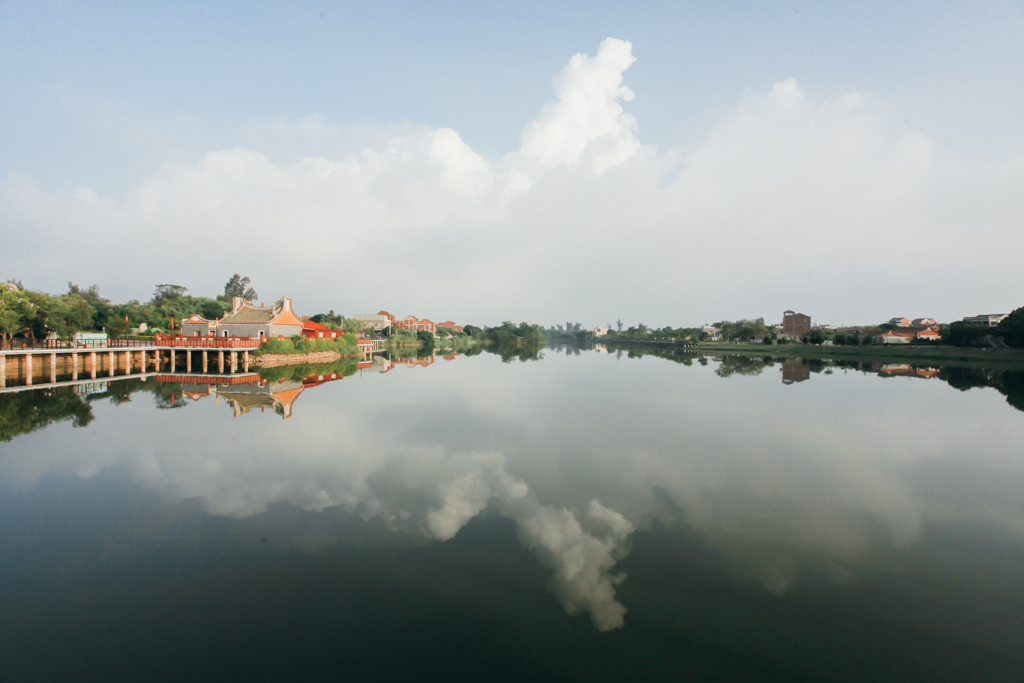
[254,334,359,356]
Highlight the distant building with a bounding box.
[352,314,392,332]
[437,320,464,333]
[963,314,1008,327]
[217,297,303,338]
[180,297,303,338]
[887,317,911,327]
[911,318,938,327]
[301,320,341,339]
[782,311,811,337]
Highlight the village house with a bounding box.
[887,317,912,327]
[437,320,464,333]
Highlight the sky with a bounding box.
[2,0,1023,327]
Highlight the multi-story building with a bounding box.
[782,310,811,337]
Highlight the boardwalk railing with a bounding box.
[151,336,263,349]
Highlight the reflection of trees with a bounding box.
[714,355,765,377]
[256,360,359,384]
[939,368,1024,413]
[486,344,544,363]
[0,388,94,442]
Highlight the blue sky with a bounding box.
[2,1,1023,326]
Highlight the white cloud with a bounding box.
[517,37,641,174]
[1,37,1022,325]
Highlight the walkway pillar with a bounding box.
[169,350,175,372]
[202,351,208,373]
[218,351,224,373]
[230,351,237,373]
[108,351,115,376]
[90,352,97,379]
[0,354,5,388]
[71,352,78,380]
[243,350,249,372]
[124,351,130,375]
[186,350,192,373]
[50,353,57,383]
[26,353,33,385]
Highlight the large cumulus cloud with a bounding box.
[1,36,1023,323]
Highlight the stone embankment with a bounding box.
[251,351,342,367]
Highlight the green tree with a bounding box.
[996,307,1024,348]
[105,314,130,339]
[221,274,257,302]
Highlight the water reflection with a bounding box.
[3,348,1024,640]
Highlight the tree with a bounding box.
[416,329,435,352]
[200,300,226,320]
[153,284,188,304]
[105,314,130,339]
[616,319,622,332]
[222,274,257,302]
[808,329,826,345]
[996,307,1024,348]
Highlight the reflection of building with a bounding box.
[782,311,811,338]
[781,360,810,384]
[157,370,346,419]
[221,380,304,419]
[872,364,940,379]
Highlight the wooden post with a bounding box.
[90,351,97,379]
[203,351,208,373]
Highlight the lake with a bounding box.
[1,346,1023,682]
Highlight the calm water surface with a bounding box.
[1,348,1023,681]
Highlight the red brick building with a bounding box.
[782,310,811,337]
